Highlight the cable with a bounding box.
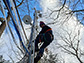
[12,0,36,63]
[3,0,30,55]
[13,0,29,44]
[10,0,26,48]
[0,1,22,62]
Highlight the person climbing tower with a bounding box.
[34,21,54,63]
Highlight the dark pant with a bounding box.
[34,34,51,63]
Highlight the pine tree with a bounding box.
[40,50,58,63]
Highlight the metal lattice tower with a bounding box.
[28,8,38,63]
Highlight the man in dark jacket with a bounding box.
[34,21,54,63]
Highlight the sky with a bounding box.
[39,0,84,63]
[0,0,84,63]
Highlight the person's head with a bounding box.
[40,21,45,28]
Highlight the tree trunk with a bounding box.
[0,14,10,37]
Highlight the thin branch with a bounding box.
[49,0,66,17]
[7,54,15,63]
[0,0,24,37]
[16,0,24,8]
[58,43,76,56]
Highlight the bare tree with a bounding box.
[57,24,84,63]
[0,0,24,37]
[0,0,32,62]
[1,0,84,63]
[41,0,84,26]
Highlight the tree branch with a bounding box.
[0,0,24,37]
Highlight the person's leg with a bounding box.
[34,48,44,63]
[35,34,44,52]
[35,35,40,52]
[34,42,51,63]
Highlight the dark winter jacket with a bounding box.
[39,25,54,42]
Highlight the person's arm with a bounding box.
[39,29,43,34]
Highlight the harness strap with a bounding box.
[39,28,52,42]
[44,28,52,33]
[44,28,53,41]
